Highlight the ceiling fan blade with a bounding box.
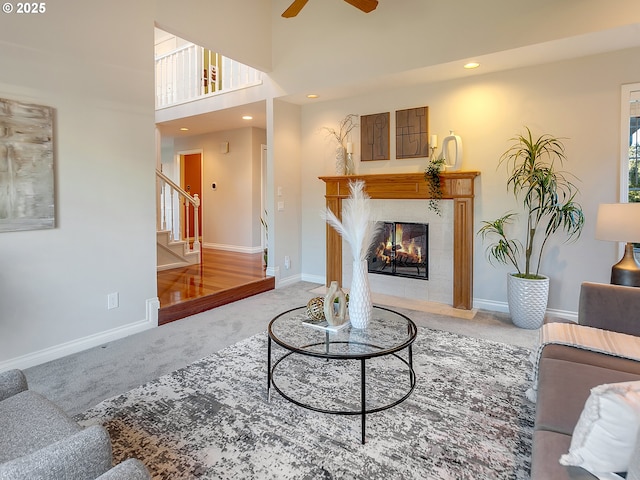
[343,0,378,13]
[282,0,309,17]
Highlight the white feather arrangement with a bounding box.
[322,180,381,262]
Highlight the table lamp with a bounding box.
[595,203,640,287]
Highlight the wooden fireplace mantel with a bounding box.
[319,172,480,310]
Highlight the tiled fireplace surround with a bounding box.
[320,172,479,310]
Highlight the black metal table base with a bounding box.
[267,337,416,444]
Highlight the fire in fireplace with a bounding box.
[368,222,428,280]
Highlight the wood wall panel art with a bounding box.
[396,106,429,159]
[360,112,390,161]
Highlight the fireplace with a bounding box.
[368,222,428,280]
[320,172,480,309]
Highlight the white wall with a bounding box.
[268,99,302,286]
[155,0,272,73]
[173,127,266,251]
[0,0,158,368]
[300,47,640,314]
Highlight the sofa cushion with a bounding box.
[96,459,151,480]
[0,425,113,480]
[579,282,640,336]
[0,390,81,462]
[559,381,640,476]
[541,343,640,375]
[531,430,597,479]
[535,357,640,435]
[0,370,28,402]
[627,430,640,480]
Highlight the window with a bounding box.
[629,97,640,202]
[621,84,640,252]
[622,84,640,203]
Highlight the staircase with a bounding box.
[156,230,200,271]
[156,169,201,270]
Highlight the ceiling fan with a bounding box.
[282,0,378,18]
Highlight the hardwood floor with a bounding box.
[157,248,275,325]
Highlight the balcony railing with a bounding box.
[155,43,262,109]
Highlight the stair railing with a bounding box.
[156,169,201,255]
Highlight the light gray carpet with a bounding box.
[76,326,535,479]
[24,281,539,416]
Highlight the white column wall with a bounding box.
[0,0,158,368]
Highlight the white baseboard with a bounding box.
[0,298,159,372]
[473,298,510,313]
[277,273,301,288]
[473,297,577,322]
[146,297,160,327]
[301,273,325,285]
[546,307,578,322]
[202,242,262,254]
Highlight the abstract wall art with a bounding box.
[0,98,55,232]
[360,112,390,161]
[396,106,429,159]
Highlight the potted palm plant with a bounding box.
[478,127,585,329]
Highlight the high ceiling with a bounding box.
[155,1,640,140]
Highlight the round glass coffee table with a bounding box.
[267,305,417,444]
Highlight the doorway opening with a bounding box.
[178,150,203,245]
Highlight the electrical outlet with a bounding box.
[284,256,290,269]
[107,292,119,310]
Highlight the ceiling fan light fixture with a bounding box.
[282,0,377,18]
[343,0,378,13]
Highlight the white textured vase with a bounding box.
[349,260,373,329]
[335,146,346,175]
[507,273,549,330]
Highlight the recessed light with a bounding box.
[307,94,319,99]
[464,62,480,69]
[242,115,253,120]
[179,127,189,131]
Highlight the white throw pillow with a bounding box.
[627,429,640,480]
[560,380,640,477]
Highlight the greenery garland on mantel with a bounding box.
[424,156,446,215]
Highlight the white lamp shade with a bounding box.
[595,203,640,242]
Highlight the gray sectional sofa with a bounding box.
[531,282,640,479]
[0,369,150,480]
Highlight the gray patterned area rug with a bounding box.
[76,327,535,480]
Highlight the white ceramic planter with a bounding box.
[507,273,549,330]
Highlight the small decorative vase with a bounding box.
[323,281,347,326]
[335,146,346,175]
[507,273,549,329]
[349,260,372,329]
[345,152,354,175]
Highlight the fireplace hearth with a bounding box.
[368,222,428,280]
